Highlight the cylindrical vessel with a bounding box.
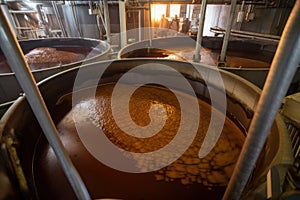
[0,59,293,199]
[0,37,111,105]
[118,36,300,92]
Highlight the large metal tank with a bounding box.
[0,59,292,199]
[0,37,110,106]
[118,36,300,93]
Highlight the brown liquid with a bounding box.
[121,47,270,68]
[33,83,245,200]
[0,47,102,73]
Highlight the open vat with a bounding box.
[0,37,111,105]
[0,59,293,199]
[118,36,300,92]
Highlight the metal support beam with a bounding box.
[119,0,127,48]
[0,9,90,200]
[103,0,111,43]
[222,0,300,199]
[193,0,208,62]
[148,0,152,47]
[218,0,238,67]
[139,8,142,41]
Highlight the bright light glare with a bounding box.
[170,4,181,18]
[151,4,167,22]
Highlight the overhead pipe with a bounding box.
[0,8,90,200]
[210,26,280,42]
[222,0,300,199]
[231,28,280,39]
[193,0,208,62]
[218,0,238,67]
[221,31,278,42]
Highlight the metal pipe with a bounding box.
[210,26,280,42]
[97,1,108,37]
[218,0,238,66]
[103,0,111,43]
[245,3,254,21]
[193,0,208,62]
[36,4,50,36]
[225,32,278,42]
[119,0,127,48]
[51,1,67,37]
[0,9,90,200]
[222,0,300,199]
[96,12,103,39]
[231,29,280,39]
[236,0,245,23]
[139,8,142,41]
[148,0,152,47]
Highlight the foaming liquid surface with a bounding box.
[33,83,245,200]
[0,46,102,73]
